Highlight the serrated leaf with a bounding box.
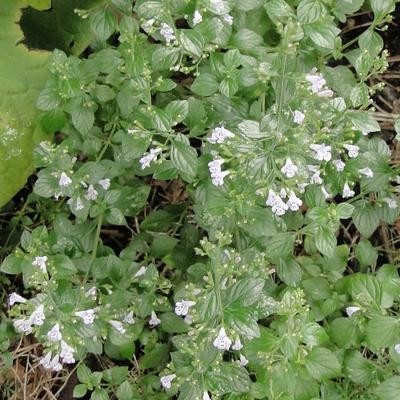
[305,348,341,380]
[170,135,198,182]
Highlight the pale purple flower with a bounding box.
[281,158,298,178]
[239,354,249,366]
[223,14,233,25]
[160,373,176,389]
[139,148,161,169]
[394,344,400,354]
[74,309,95,325]
[343,144,359,158]
[213,327,232,351]
[342,182,355,198]
[384,197,398,209]
[32,256,48,273]
[305,74,326,93]
[47,323,62,342]
[208,126,235,144]
[59,172,72,187]
[149,311,161,327]
[293,110,305,124]
[346,306,360,317]
[13,318,32,334]
[85,185,98,201]
[359,168,373,178]
[9,292,27,306]
[175,300,196,316]
[109,320,126,334]
[134,266,147,278]
[193,10,203,25]
[310,143,332,161]
[203,392,211,400]
[30,304,45,326]
[160,23,176,44]
[60,340,75,364]
[332,159,345,172]
[232,338,243,351]
[123,311,135,325]
[286,191,302,211]
[99,178,110,190]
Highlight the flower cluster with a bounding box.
[208,159,230,186]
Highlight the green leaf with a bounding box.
[301,322,329,347]
[73,384,88,398]
[0,0,51,207]
[263,232,295,258]
[90,388,109,400]
[376,376,400,400]
[350,273,382,308]
[225,305,260,338]
[150,236,178,258]
[230,29,263,50]
[355,239,378,269]
[224,278,265,307]
[353,201,380,238]
[90,8,117,41]
[336,203,354,219]
[305,348,341,380]
[297,0,326,24]
[116,381,134,400]
[315,226,336,258]
[27,0,51,10]
[170,135,198,182]
[160,312,189,334]
[328,317,358,348]
[191,73,220,96]
[344,351,375,385]
[370,0,396,22]
[138,344,169,370]
[71,107,95,134]
[77,365,92,384]
[0,254,23,274]
[348,111,380,133]
[208,363,250,394]
[305,22,340,49]
[180,30,204,57]
[366,316,399,349]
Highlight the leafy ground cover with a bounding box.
[1,1,400,399]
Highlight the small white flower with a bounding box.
[32,256,48,273]
[279,188,287,199]
[293,110,305,124]
[30,304,45,326]
[310,143,332,161]
[358,168,373,178]
[232,338,243,351]
[47,323,62,342]
[213,327,232,351]
[203,392,211,400]
[49,354,62,371]
[74,309,95,325]
[297,182,309,193]
[208,159,224,174]
[134,266,147,277]
[286,191,302,211]
[193,10,203,25]
[281,158,298,178]
[98,178,111,190]
[305,74,326,93]
[394,344,400,354]
[160,373,176,389]
[342,182,355,198]
[321,186,330,199]
[211,170,230,186]
[239,354,249,366]
[343,144,359,158]
[210,0,227,13]
[310,170,323,185]
[346,306,360,317]
[39,352,53,369]
[317,89,334,97]
[75,197,84,211]
[13,319,32,334]
[85,286,96,298]
[85,185,98,201]
[109,320,126,334]
[223,14,233,25]
[183,314,193,325]
[59,172,72,187]
[272,199,288,216]
[266,189,279,207]
[383,197,398,209]
[175,300,196,316]
[123,311,135,325]
[160,23,176,44]
[139,148,161,169]
[60,340,75,364]
[149,311,161,327]
[9,292,27,306]
[141,18,155,33]
[332,159,345,172]
[208,126,235,144]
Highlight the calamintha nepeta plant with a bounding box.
[2,0,400,399]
